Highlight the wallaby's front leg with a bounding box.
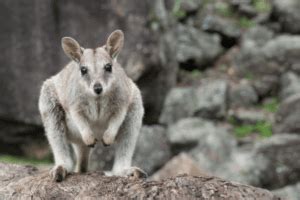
[39,85,73,182]
[112,106,147,179]
[102,108,127,146]
[70,110,97,147]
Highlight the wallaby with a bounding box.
[38,30,146,182]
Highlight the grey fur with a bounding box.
[38,30,145,182]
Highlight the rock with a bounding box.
[241,25,275,47]
[179,0,203,13]
[150,153,206,181]
[189,121,237,173]
[253,75,279,97]
[0,0,178,126]
[160,80,228,124]
[133,125,171,174]
[0,163,279,199]
[228,108,274,125]
[219,134,300,189]
[229,79,258,108]
[279,72,300,100]
[234,29,300,97]
[194,79,228,119]
[254,134,300,189]
[272,0,300,34]
[272,182,300,200]
[175,24,223,70]
[159,87,196,125]
[275,93,300,134]
[90,125,171,175]
[200,15,241,48]
[166,118,230,145]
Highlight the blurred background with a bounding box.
[0,0,300,198]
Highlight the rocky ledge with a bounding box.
[0,163,279,200]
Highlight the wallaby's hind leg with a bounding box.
[39,82,73,182]
[111,102,147,179]
[72,143,90,173]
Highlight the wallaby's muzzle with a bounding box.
[93,83,103,95]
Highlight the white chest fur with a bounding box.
[65,98,110,144]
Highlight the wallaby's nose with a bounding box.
[93,83,103,95]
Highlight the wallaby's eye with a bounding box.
[104,63,112,72]
[80,66,88,75]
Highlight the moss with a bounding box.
[231,120,273,138]
[238,17,255,28]
[253,0,271,13]
[255,121,272,137]
[190,70,202,78]
[234,124,255,137]
[0,155,52,165]
[215,2,233,17]
[262,98,279,113]
[172,0,187,19]
[245,72,254,80]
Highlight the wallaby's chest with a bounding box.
[65,98,112,143]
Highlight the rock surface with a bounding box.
[275,94,300,133]
[219,134,300,189]
[150,153,205,181]
[273,182,300,200]
[272,0,300,34]
[175,24,223,70]
[279,72,300,100]
[159,80,228,124]
[0,163,280,199]
[229,79,258,107]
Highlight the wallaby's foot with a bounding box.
[50,165,68,182]
[123,167,148,180]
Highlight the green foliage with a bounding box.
[262,98,279,113]
[0,155,52,165]
[215,2,233,17]
[234,124,255,137]
[245,72,254,80]
[255,121,272,137]
[190,70,202,78]
[232,121,273,138]
[172,0,187,19]
[253,0,271,13]
[238,17,255,28]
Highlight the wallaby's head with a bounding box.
[61,30,124,97]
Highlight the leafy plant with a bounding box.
[245,72,254,80]
[253,0,271,13]
[191,70,202,78]
[233,121,273,138]
[172,0,187,19]
[262,98,279,113]
[215,2,233,17]
[238,17,255,28]
[234,124,255,137]
[255,121,272,137]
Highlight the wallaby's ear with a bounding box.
[61,37,82,62]
[105,30,124,59]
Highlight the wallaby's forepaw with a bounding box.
[123,167,148,180]
[82,135,98,148]
[50,165,68,182]
[102,133,115,146]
